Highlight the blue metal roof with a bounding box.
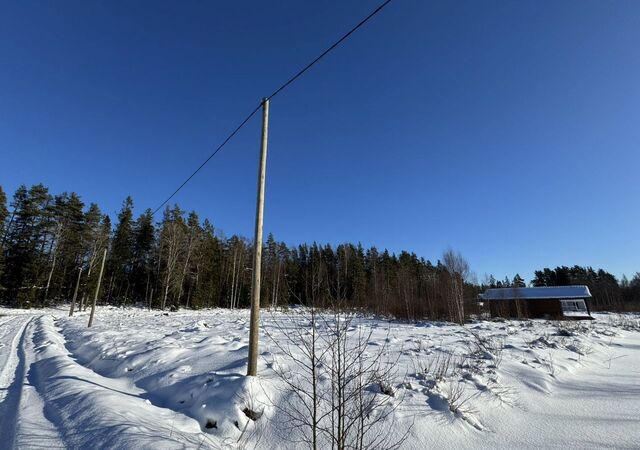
[480,285,591,301]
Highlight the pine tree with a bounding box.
[2,182,632,317]
[0,186,8,285]
[131,209,155,303]
[46,192,85,301]
[90,214,112,308]
[0,186,7,239]
[512,274,526,288]
[263,233,281,308]
[77,204,107,309]
[190,219,222,309]
[108,196,134,304]
[3,184,53,307]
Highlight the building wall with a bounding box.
[488,298,563,319]
[526,299,563,318]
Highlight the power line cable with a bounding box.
[151,0,394,216]
[267,0,393,100]
[152,102,262,216]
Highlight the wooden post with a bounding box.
[88,249,107,328]
[80,264,92,311]
[69,267,82,317]
[44,250,57,303]
[247,98,269,377]
[144,272,150,309]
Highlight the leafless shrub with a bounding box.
[607,314,640,332]
[466,329,504,369]
[422,377,483,431]
[460,365,516,408]
[602,350,628,370]
[413,349,462,382]
[413,344,487,429]
[556,321,593,337]
[564,338,593,361]
[265,306,411,450]
[444,379,479,418]
[529,334,558,349]
[483,381,517,407]
[544,350,556,377]
[555,325,575,337]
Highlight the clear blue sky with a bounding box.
[1,0,639,283]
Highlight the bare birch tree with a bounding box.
[160,218,183,310]
[265,263,411,450]
[443,248,470,325]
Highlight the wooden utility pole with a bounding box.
[88,249,107,328]
[44,250,58,303]
[247,98,269,377]
[69,267,82,317]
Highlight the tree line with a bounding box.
[0,184,637,319]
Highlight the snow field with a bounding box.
[0,307,639,449]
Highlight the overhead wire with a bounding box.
[266,0,393,101]
[151,102,262,216]
[151,0,395,216]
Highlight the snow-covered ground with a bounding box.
[1,306,639,449]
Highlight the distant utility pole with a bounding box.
[69,267,82,317]
[247,98,269,377]
[88,248,107,328]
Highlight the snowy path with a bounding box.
[0,315,31,400]
[0,313,218,449]
[0,315,34,447]
[0,315,65,449]
[0,307,639,449]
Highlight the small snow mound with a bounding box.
[179,321,210,333]
[178,373,272,436]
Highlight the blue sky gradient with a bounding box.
[1,0,639,282]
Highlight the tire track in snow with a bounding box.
[0,316,31,403]
[16,316,66,450]
[0,316,33,449]
[21,315,218,449]
[0,315,67,449]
